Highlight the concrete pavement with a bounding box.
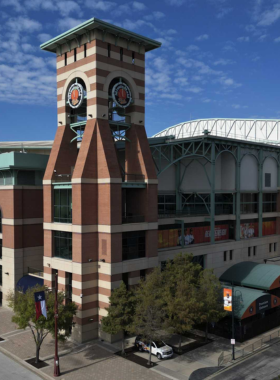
[0,351,43,380]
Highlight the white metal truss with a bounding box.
[152,118,280,145]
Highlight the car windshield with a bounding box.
[155,341,166,348]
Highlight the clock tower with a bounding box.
[41,18,161,343]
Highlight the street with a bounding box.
[212,343,280,380]
[0,352,43,380]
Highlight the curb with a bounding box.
[0,345,54,380]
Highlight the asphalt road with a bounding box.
[0,352,43,380]
[212,343,280,380]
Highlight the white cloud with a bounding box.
[165,0,185,5]
[195,34,209,41]
[6,17,42,33]
[22,43,35,52]
[85,0,116,11]
[252,56,260,62]
[216,7,233,19]
[186,45,200,51]
[213,58,235,66]
[186,86,203,93]
[274,36,280,43]
[57,1,83,17]
[258,34,268,42]
[237,36,250,42]
[1,0,24,12]
[257,3,280,26]
[232,104,248,109]
[161,93,183,100]
[58,17,86,31]
[132,1,146,10]
[37,33,52,43]
[144,11,165,20]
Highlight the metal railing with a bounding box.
[53,174,72,183]
[28,267,44,278]
[122,215,145,224]
[122,172,145,182]
[218,328,280,366]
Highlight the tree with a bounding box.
[197,269,226,341]
[101,281,136,355]
[130,268,168,366]
[162,253,203,352]
[7,285,77,363]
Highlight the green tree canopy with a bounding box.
[7,285,77,363]
[102,281,136,355]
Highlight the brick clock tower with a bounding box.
[41,18,161,342]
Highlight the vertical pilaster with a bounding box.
[176,163,182,212]
[210,143,215,244]
[235,146,241,241]
[259,149,263,238]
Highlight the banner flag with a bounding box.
[223,288,232,311]
[34,291,47,320]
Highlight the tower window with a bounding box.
[248,247,251,257]
[120,47,123,61]
[74,48,77,62]
[84,44,87,58]
[224,251,227,261]
[132,51,135,64]
[108,43,111,58]
[265,173,271,187]
[64,52,67,66]
[230,250,233,260]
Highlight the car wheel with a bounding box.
[157,353,162,360]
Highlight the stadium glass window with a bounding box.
[120,47,123,61]
[248,247,251,257]
[215,194,233,215]
[269,243,272,253]
[108,43,111,57]
[240,193,258,214]
[140,269,146,280]
[224,251,227,261]
[181,193,210,217]
[132,51,135,64]
[122,273,129,288]
[54,188,72,223]
[74,48,77,62]
[230,250,233,260]
[54,231,72,260]
[158,194,176,216]
[84,44,87,58]
[263,193,277,213]
[274,243,277,252]
[0,265,2,286]
[64,53,67,66]
[122,231,145,261]
[253,246,257,256]
[265,173,271,188]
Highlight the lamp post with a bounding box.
[231,287,243,361]
[54,272,60,377]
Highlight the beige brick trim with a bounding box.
[71,178,122,184]
[3,218,43,226]
[72,293,98,305]
[43,257,98,275]
[99,308,108,317]
[72,280,98,290]
[44,222,158,233]
[76,308,98,319]
[99,294,110,304]
[0,186,43,190]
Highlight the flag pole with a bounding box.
[54,272,60,377]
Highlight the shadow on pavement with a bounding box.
[189,366,223,380]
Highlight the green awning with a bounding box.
[220,262,280,290]
[221,285,276,320]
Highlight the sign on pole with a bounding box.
[223,288,232,311]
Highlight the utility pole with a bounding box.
[232,285,235,360]
[54,272,60,377]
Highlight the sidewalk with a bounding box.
[1,306,280,380]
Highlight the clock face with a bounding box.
[68,83,84,109]
[112,82,132,108]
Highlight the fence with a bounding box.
[218,328,280,366]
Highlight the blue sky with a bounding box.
[1,0,280,141]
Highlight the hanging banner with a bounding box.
[240,220,276,239]
[223,288,232,311]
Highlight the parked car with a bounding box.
[134,336,173,359]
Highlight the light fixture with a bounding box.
[5,272,9,275]
[54,170,56,173]
[47,263,51,267]
[88,114,93,118]
[102,114,106,117]
[89,318,94,322]
[88,259,93,262]
[100,259,105,263]
[59,121,63,125]
[139,120,143,123]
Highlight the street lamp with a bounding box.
[231,286,243,361]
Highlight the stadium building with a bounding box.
[1,18,280,342]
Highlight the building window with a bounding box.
[84,44,87,58]
[54,231,72,260]
[54,188,72,223]
[158,194,176,216]
[0,209,2,233]
[120,47,123,61]
[0,240,2,259]
[269,243,272,253]
[122,231,145,260]
[265,173,271,188]
[248,247,251,257]
[122,272,128,288]
[64,52,67,66]
[263,193,277,213]
[0,265,2,286]
[230,250,233,260]
[224,251,227,261]
[241,193,258,214]
[74,48,77,62]
[132,51,135,64]
[108,43,111,57]
[274,243,277,252]
[140,269,146,280]
[67,273,72,301]
[253,246,256,256]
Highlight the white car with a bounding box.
[135,336,173,360]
